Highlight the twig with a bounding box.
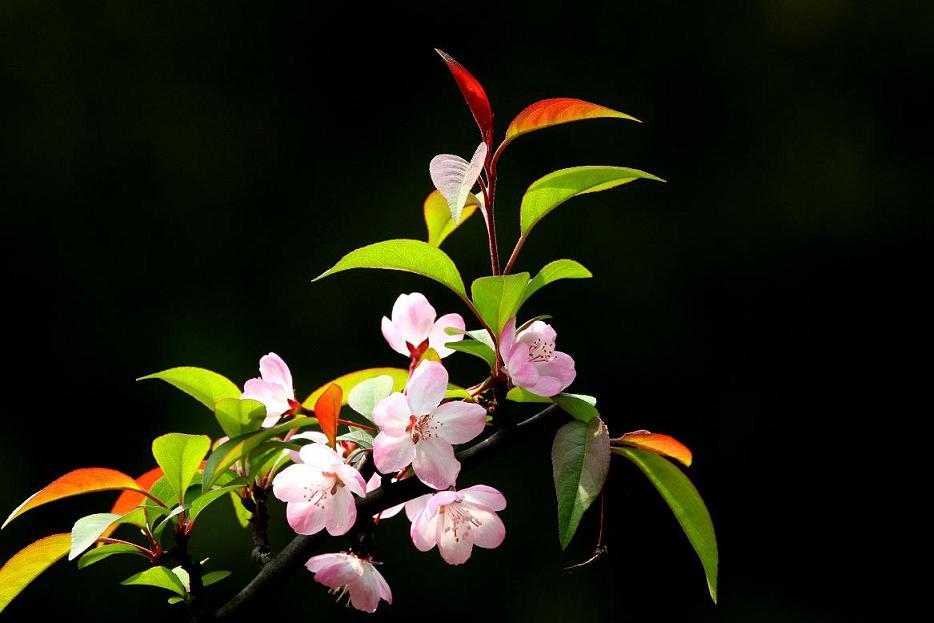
[214,404,560,619]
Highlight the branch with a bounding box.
[214,404,560,619]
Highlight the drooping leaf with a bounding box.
[430,143,488,224]
[303,368,408,408]
[504,97,639,143]
[0,534,71,613]
[435,49,493,144]
[424,190,479,247]
[617,431,693,467]
[3,468,154,529]
[137,367,240,411]
[77,543,146,569]
[214,398,266,439]
[151,434,212,503]
[312,239,467,299]
[121,566,187,596]
[553,393,599,423]
[314,384,342,449]
[188,485,245,525]
[522,259,592,305]
[202,570,232,587]
[614,447,718,603]
[69,513,124,561]
[347,375,395,421]
[445,338,496,369]
[520,166,664,237]
[471,273,531,335]
[551,417,611,549]
[200,416,318,492]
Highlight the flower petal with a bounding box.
[324,488,357,536]
[272,464,323,503]
[372,433,416,475]
[404,493,432,522]
[381,316,409,357]
[410,509,439,551]
[286,500,327,535]
[413,438,460,489]
[241,378,291,426]
[373,393,412,436]
[431,400,487,444]
[335,463,367,497]
[437,512,475,565]
[428,313,466,358]
[461,484,507,511]
[258,352,294,398]
[348,568,381,613]
[390,293,437,347]
[405,361,448,415]
[498,316,517,359]
[372,565,393,604]
[468,506,506,549]
[306,552,351,574]
[298,443,341,470]
[311,553,361,587]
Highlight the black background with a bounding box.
[1,1,928,621]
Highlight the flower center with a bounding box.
[405,414,438,443]
[302,471,342,505]
[439,502,482,543]
[527,336,557,363]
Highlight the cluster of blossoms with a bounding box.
[240,292,574,612]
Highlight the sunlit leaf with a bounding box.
[347,375,395,422]
[77,543,146,569]
[337,429,375,449]
[0,534,71,613]
[214,398,266,439]
[614,447,718,602]
[471,273,531,335]
[303,368,409,408]
[314,384,342,449]
[312,239,467,299]
[121,566,186,596]
[435,49,493,144]
[552,417,610,549]
[505,97,639,143]
[506,387,551,403]
[188,485,245,525]
[3,468,154,529]
[553,393,599,423]
[109,467,165,518]
[137,367,240,411]
[424,190,479,247]
[520,166,664,237]
[202,570,232,587]
[522,259,592,305]
[151,434,212,503]
[445,339,496,369]
[430,143,488,224]
[69,513,124,561]
[229,492,252,529]
[617,430,693,467]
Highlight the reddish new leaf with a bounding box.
[0,533,71,613]
[436,49,493,145]
[505,97,639,143]
[2,468,161,529]
[617,430,693,466]
[314,383,343,449]
[109,467,165,516]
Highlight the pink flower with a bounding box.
[498,317,576,397]
[272,443,366,536]
[405,485,507,565]
[372,361,486,489]
[365,472,404,519]
[240,352,296,427]
[305,552,392,613]
[381,293,466,362]
[287,431,329,463]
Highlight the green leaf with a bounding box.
[188,485,245,525]
[551,417,610,549]
[151,434,212,503]
[69,513,124,561]
[614,447,719,603]
[303,368,409,409]
[77,543,146,569]
[445,339,496,369]
[202,570,232,587]
[229,492,252,529]
[336,429,375,449]
[138,367,240,411]
[520,166,664,237]
[522,259,592,305]
[167,596,185,605]
[201,416,318,492]
[121,566,186,596]
[553,393,599,422]
[213,398,266,439]
[312,239,467,299]
[506,387,552,403]
[0,534,71,614]
[347,375,395,422]
[471,273,531,335]
[424,190,480,247]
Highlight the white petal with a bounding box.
[298,443,341,470]
[404,493,432,522]
[372,393,412,435]
[460,484,507,511]
[468,506,506,549]
[258,352,294,398]
[372,433,416,474]
[437,511,474,565]
[405,361,448,415]
[390,292,437,347]
[431,400,487,444]
[324,487,357,536]
[271,464,321,503]
[428,313,466,358]
[412,437,460,490]
[381,316,409,356]
[286,500,327,535]
[410,510,439,551]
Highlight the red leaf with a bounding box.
[618,431,693,467]
[109,467,165,516]
[435,49,494,146]
[505,97,639,143]
[2,468,153,529]
[0,533,71,612]
[315,383,343,449]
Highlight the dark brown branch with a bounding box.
[214,404,560,620]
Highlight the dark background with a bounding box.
[1,1,928,620]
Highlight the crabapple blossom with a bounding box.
[240,352,297,427]
[365,472,404,519]
[405,485,507,565]
[372,361,486,489]
[499,317,576,397]
[272,443,366,536]
[381,292,466,362]
[287,431,328,463]
[305,552,392,613]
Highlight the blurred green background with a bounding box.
[2,1,927,620]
